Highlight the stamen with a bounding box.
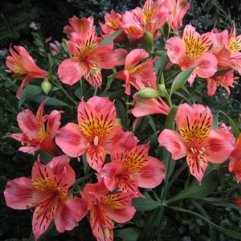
[93,136,99,146]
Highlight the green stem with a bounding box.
[51,77,77,106]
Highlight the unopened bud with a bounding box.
[41,79,52,95]
[137,87,160,99]
[143,32,154,53]
[158,84,168,97]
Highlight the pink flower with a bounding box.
[99,132,165,197]
[141,0,169,34]
[158,103,235,182]
[206,70,234,96]
[100,10,126,42]
[122,9,144,42]
[5,46,48,99]
[58,17,118,88]
[63,16,94,42]
[225,25,241,74]
[56,96,122,171]
[165,24,218,84]
[116,49,157,95]
[229,134,241,182]
[166,0,190,31]
[9,100,61,155]
[132,93,170,117]
[80,180,136,241]
[4,155,87,241]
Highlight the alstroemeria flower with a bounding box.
[116,49,157,95]
[166,24,218,84]
[122,9,144,42]
[58,17,118,88]
[63,16,94,42]
[225,25,241,74]
[9,100,61,155]
[206,70,234,96]
[80,180,136,241]
[158,103,235,182]
[5,45,48,99]
[99,132,165,196]
[141,0,169,34]
[56,96,122,171]
[4,155,87,241]
[100,10,126,42]
[229,133,241,182]
[166,0,190,32]
[132,93,170,117]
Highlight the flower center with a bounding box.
[228,37,241,53]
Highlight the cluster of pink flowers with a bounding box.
[3,0,241,240]
[166,24,241,96]
[4,96,165,241]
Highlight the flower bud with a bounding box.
[142,32,154,53]
[41,79,52,95]
[137,87,160,99]
[158,84,168,97]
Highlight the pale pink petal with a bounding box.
[16,76,33,99]
[32,197,58,241]
[107,206,136,223]
[207,77,218,96]
[47,110,62,137]
[17,109,39,139]
[99,162,122,191]
[195,53,218,78]
[175,104,212,132]
[48,155,76,190]
[4,177,34,210]
[158,129,187,160]
[132,94,170,117]
[19,145,40,154]
[186,152,208,183]
[58,58,82,85]
[92,46,117,69]
[206,128,235,164]
[125,49,149,69]
[54,197,88,233]
[9,133,24,142]
[166,37,185,65]
[56,123,87,157]
[137,157,165,188]
[31,159,54,183]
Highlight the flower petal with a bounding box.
[56,123,87,157]
[137,157,165,188]
[158,129,187,160]
[4,177,34,210]
[206,128,235,164]
[54,197,88,233]
[58,58,82,85]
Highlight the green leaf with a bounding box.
[170,67,195,95]
[213,68,231,77]
[170,206,241,240]
[31,95,68,107]
[133,193,160,211]
[115,228,140,241]
[99,29,123,46]
[18,84,42,108]
[167,171,218,204]
[154,52,168,78]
